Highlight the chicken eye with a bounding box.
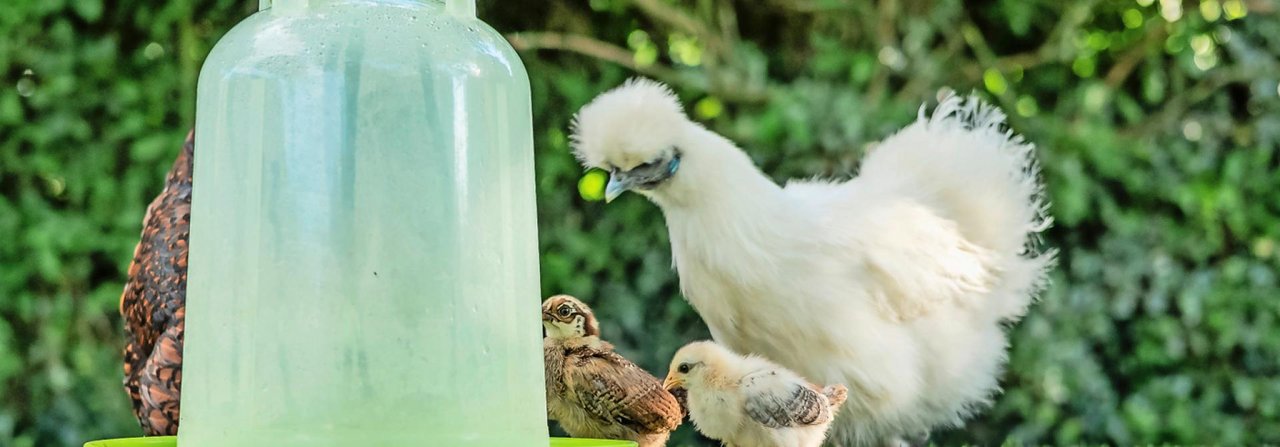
[557,306,573,317]
[637,159,660,170]
[677,363,692,374]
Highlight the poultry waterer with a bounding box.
[87,0,632,446]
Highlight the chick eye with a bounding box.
[677,363,692,374]
[557,306,572,317]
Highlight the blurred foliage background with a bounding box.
[1,0,1278,445]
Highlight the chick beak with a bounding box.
[662,374,684,391]
[604,174,630,203]
[540,318,554,338]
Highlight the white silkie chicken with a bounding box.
[663,341,848,447]
[569,79,1055,446]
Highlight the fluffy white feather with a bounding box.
[571,78,1055,446]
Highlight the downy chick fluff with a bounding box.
[569,79,1055,445]
[664,341,848,447]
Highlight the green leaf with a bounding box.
[71,0,102,22]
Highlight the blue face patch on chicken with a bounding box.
[604,150,681,202]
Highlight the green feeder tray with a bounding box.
[85,437,637,447]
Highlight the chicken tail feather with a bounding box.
[857,92,1057,321]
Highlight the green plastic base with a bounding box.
[84,436,636,447]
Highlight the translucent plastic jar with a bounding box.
[182,1,546,446]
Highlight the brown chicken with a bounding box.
[120,129,193,436]
[542,295,683,447]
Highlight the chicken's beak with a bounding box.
[604,174,630,203]
[662,374,684,391]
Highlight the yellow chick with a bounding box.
[664,341,847,447]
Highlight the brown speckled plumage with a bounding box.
[542,295,683,447]
[121,129,193,436]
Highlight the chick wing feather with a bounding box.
[741,370,833,428]
[565,345,684,434]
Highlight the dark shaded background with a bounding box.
[1,0,1278,445]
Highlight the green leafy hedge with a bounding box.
[2,0,1277,445]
